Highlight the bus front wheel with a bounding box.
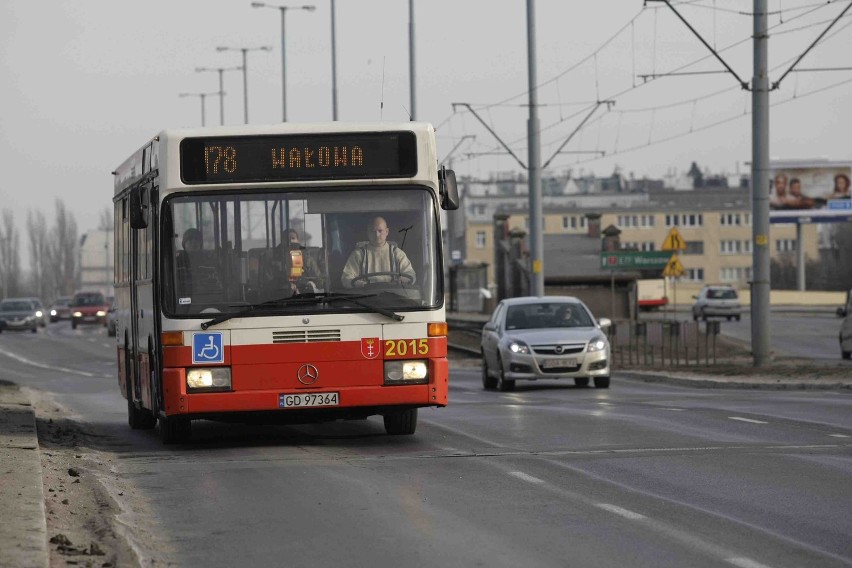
[383,408,417,435]
[159,415,191,444]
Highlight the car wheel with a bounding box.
[692,312,698,322]
[594,376,611,389]
[497,358,515,392]
[574,377,590,388]
[482,352,497,390]
[842,336,851,360]
[701,309,708,322]
[31,324,38,333]
[383,408,417,435]
[71,320,77,330]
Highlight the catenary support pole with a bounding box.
[751,0,771,366]
[526,0,544,296]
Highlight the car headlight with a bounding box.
[36,310,43,318]
[186,367,232,392]
[50,309,57,316]
[384,360,428,385]
[587,335,608,353]
[508,340,530,354]
[73,311,83,317]
[96,310,107,317]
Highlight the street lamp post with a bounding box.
[216,45,272,124]
[178,92,219,126]
[251,2,315,122]
[195,66,243,125]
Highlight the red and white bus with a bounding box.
[112,122,459,443]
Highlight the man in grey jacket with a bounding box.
[341,216,416,288]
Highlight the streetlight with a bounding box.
[195,66,243,125]
[178,91,219,126]
[251,2,316,122]
[216,45,273,124]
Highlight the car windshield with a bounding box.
[707,289,737,299]
[74,294,105,306]
[0,301,33,312]
[161,187,441,317]
[504,303,594,330]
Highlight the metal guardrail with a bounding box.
[608,319,721,367]
[447,317,726,367]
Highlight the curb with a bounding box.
[0,381,49,568]
[448,345,852,391]
[618,370,852,391]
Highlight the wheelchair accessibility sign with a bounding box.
[192,332,225,365]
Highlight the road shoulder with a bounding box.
[0,380,49,568]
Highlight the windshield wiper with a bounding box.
[200,292,403,329]
[321,293,404,322]
[201,294,320,330]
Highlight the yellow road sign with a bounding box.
[662,254,685,277]
[662,227,687,251]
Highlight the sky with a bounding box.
[2,0,851,249]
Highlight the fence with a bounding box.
[608,320,723,367]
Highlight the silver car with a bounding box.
[0,298,41,333]
[480,296,612,391]
[691,284,742,321]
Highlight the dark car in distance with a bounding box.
[70,291,110,330]
[49,296,73,322]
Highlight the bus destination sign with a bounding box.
[180,131,418,184]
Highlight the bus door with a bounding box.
[128,182,153,406]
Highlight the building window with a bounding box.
[685,268,704,282]
[776,239,796,252]
[475,231,486,249]
[683,240,704,255]
[721,213,744,226]
[641,241,655,251]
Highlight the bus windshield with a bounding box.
[162,187,441,317]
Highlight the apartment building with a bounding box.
[463,187,817,295]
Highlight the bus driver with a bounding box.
[341,216,416,288]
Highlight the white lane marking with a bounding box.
[663,408,686,412]
[727,557,775,568]
[829,434,850,438]
[0,345,99,377]
[596,503,646,520]
[508,471,544,484]
[728,416,768,424]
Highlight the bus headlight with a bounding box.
[186,367,232,391]
[384,360,428,385]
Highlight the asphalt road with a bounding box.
[1,322,851,568]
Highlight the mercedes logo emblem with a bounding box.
[297,364,319,385]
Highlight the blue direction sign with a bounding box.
[600,251,673,270]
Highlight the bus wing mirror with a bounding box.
[129,185,150,229]
[439,167,460,211]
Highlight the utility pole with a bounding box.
[331,0,338,120]
[526,0,544,296]
[408,0,416,120]
[751,0,770,365]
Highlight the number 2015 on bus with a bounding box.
[385,339,429,357]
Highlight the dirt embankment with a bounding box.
[29,390,138,568]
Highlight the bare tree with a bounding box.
[27,210,51,300]
[0,209,22,298]
[46,200,79,297]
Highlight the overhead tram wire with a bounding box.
[448,1,850,169]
